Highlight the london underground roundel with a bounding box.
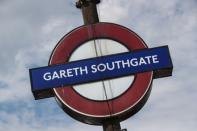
[49,23,153,125]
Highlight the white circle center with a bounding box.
[69,39,134,101]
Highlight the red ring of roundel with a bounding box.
[50,23,153,117]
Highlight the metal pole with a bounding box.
[75,0,124,131]
[103,120,121,131]
[76,0,100,25]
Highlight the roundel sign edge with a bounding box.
[49,22,153,124]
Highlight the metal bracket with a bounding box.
[76,0,100,8]
[120,129,127,131]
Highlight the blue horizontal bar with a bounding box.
[29,46,173,99]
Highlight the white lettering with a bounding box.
[114,60,122,69]
[67,69,73,77]
[80,66,88,75]
[97,63,106,72]
[139,57,147,65]
[91,65,97,73]
[152,55,159,63]
[145,56,152,64]
[73,67,79,76]
[130,58,138,66]
[122,59,130,68]
[42,55,160,81]
[59,70,66,78]
[43,72,51,81]
[52,71,60,80]
[106,62,115,70]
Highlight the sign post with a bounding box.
[76,0,100,25]
[76,1,122,130]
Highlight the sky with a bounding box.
[0,0,197,131]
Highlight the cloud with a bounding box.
[0,99,102,131]
[0,0,82,102]
[98,0,130,22]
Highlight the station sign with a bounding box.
[29,22,173,125]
